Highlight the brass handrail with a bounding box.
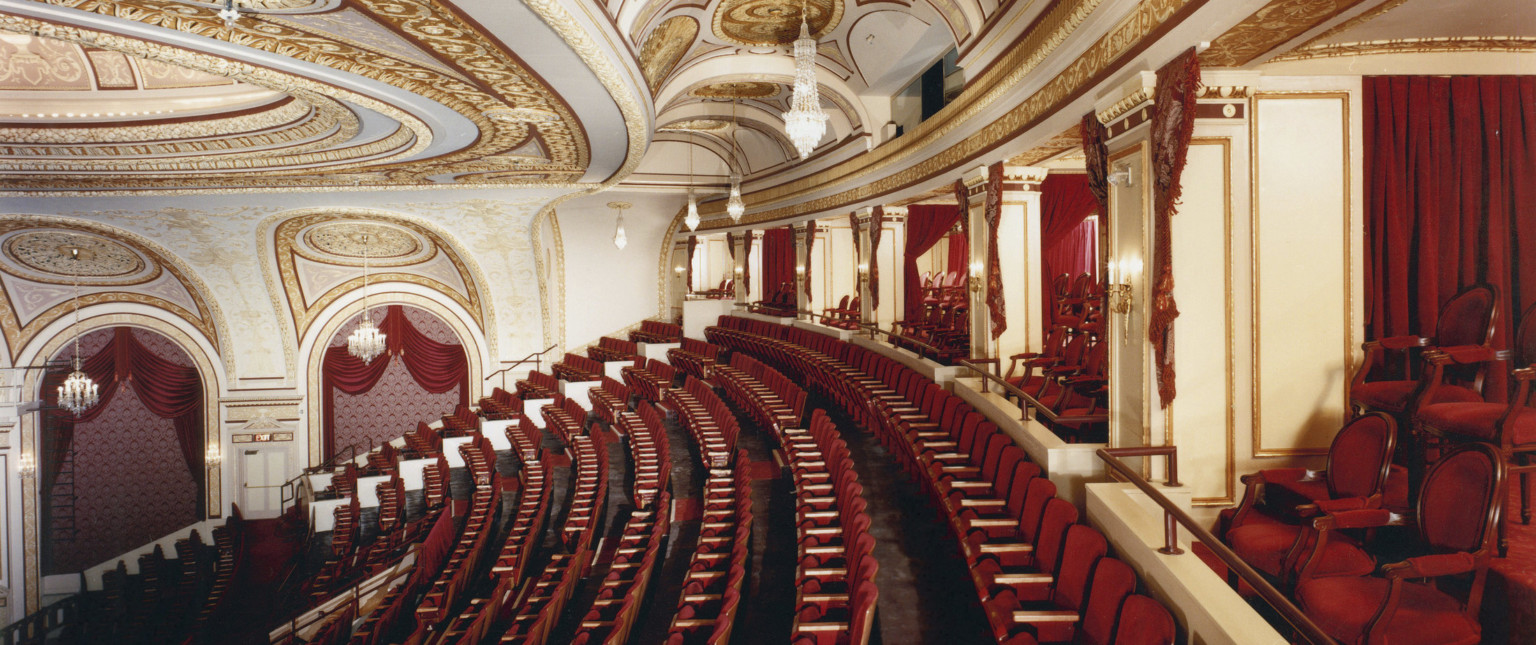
[956,359,1106,427]
[1096,448,1336,645]
[279,441,367,512]
[854,322,953,362]
[486,344,558,390]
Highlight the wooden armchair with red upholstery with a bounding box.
[1415,300,1536,553]
[1350,284,1497,450]
[1294,443,1503,645]
[1223,412,1402,584]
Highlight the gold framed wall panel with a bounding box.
[1249,92,1353,458]
[1105,140,1149,460]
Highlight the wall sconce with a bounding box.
[968,261,984,293]
[857,263,869,285]
[795,265,805,276]
[674,266,685,278]
[734,266,744,275]
[1106,257,1141,319]
[17,452,36,480]
[206,444,223,467]
[1108,164,1134,187]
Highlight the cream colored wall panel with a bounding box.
[827,233,857,308]
[1108,143,1149,452]
[1169,140,1233,505]
[875,223,902,327]
[1252,94,1351,456]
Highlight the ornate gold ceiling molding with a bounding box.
[1197,0,1372,68]
[271,212,485,343]
[712,0,843,46]
[14,0,593,188]
[1268,36,1536,61]
[1291,0,1410,50]
[639,15,697,92]
[693,80,783,99]
[2,96,311,146]
[0,216,230,376]
[521,0,650,186]
[692,0,1120,228]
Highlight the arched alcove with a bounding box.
[38,326,204,575]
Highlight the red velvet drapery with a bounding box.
[1040,174,1102,327]
[44,328,204,506]
[1147,48,1200,408]
[870,207,885,309]
[804,225,816,302]
[1365,75,1535,402]
[904,205,963,322]
[742,230,757,297]
[762,227,797,300]
[982,163,1006,339]
[946,232,968,275]
[323,305,469,459]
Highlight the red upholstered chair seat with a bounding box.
[1228,523,1373,579]
[1351,380,1483,413]
[1418,403,1536,445]
[1296,575,1480,645]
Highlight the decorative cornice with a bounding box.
[1197,0,1372,67]
[1268,36,1536,62]
[1096,88,1153,125]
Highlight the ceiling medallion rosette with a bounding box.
[712,0,842,46]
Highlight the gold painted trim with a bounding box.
[1188,137,1235,506]
[1268,36,1536,62]
[1197,0,1371,68]
[20,312,223,613]
[1291,0,1412,51]
[304,294,484,466]
[1249,91,1350,458]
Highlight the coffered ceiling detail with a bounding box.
[712,0,842,46]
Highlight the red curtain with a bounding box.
[982,163,1006,339]
[43,328,204,507]
[904,205,962,321]
[952,178,971,243]
[804,225,815,302]
[1147,48,1200,408]
[946,232,968,275]
[869,207,884,309]
[1040,174,1102,327]
[1365,75,1535,402]
[323,305,469,459]
[762,227,797,300]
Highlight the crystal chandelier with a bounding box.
[783,3,829,159]
[58,246,98,416]
[726,100,746,222]
[347,233,387,364]
[217,0,240,28]
[609,201,631,250]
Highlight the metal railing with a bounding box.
[486,345,558,391]
[1096,448,1336,645]
[2,592,78,645]
[855,322,957,363]
[957,359,1108,428]
[278,442,367,512]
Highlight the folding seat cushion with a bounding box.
[1110,595,1175,645]
[1077,558,1136,645]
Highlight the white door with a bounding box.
[240,448,287,518]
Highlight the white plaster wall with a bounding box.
[558,191,683,349]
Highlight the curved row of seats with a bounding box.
[664,375,741,470]
[622,358,675,405]
[410,443,502,636]
[666,451,752,645]
[707,316,1177,645]
[79,520,242,644]
[668,337,722,382]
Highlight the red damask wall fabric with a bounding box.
[43,328,201,574]
[324,306,468,459]
[1365,75,1535,402]
[761,227,797,301]
[1040,174,1102,327]
[1147,48,1200,408]
[904,205,963,322]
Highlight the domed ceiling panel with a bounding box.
[639,15,696,92]
[0,0,601,191]
[712,0,843,46]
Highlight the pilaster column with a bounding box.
[880,207,908,330]
[794,223,810,318]
[855,207,873,327]
[998,166,1048,361]
[733,234,747,305]
[962,166,990,359]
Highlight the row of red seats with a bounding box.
[441,403,480,436]
[784,411,878,645]
[821,295,862,330]
[620,402,672,509]
[410,448,501,633]
[498,428,609,643]
[749,281,799,317]
[668,337,722,382]
[714,352,807,435]
[516,370,561,401]
[667,450,753,645]
[87,523,239,644]
[506,416,544,466]
[553,352,604,383]
[303,604,356,645]
[589,376,631,427]
[588,336,644,367]
[1003,323,1108,443]
[491,461,549,583]
[707,316,1178,645]
[630,319,683,344]
[462,434,497,485]
[895,289,968,362]
[478,386,522,420]
[623,358,676,405]
[541,396,590,445]
[572,490,673,645]
[664,374,741,470]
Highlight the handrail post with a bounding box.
[1160,510,1183,555]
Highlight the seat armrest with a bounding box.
[1376,335,1429,351]
[1313,508,1405,530]
[1383,553,1478,579]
